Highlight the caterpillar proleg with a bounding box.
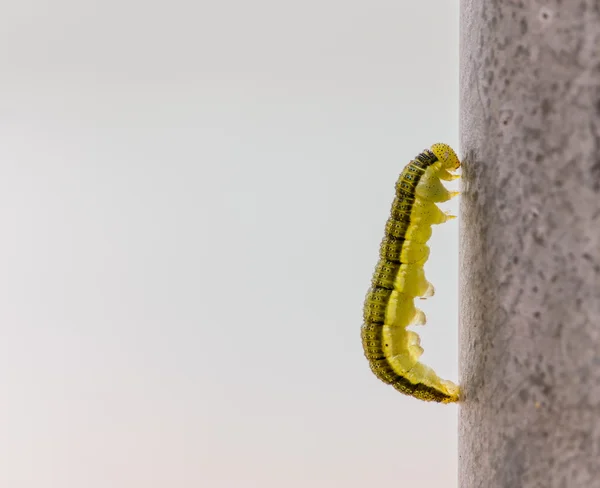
[361,143,460,403]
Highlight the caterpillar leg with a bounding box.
[415,172,458,203]
[382,328,423,370]
[406,330,424,358]
[419,282,435,299]
[438,169,461,181]
[393,263,433,298]
[412,308,426,325]
[385,291,430,328]
[410,200,454,225]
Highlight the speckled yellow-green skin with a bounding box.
[361,143,460,403]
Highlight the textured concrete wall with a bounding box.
[459,1,600,487]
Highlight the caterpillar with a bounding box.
[361,143,460,403]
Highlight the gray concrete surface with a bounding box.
[459,1,600,486]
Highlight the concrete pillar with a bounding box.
[459,1,600,486]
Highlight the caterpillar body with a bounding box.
[361,143,460,403]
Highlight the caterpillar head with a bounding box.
[430,143,460,170]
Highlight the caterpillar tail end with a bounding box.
[440,380,460,403]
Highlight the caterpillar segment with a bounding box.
[361,143,460,403]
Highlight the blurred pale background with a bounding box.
[0,1,459,487]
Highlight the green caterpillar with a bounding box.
[361,143,460,403]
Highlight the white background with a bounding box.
[0,1,460,486]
